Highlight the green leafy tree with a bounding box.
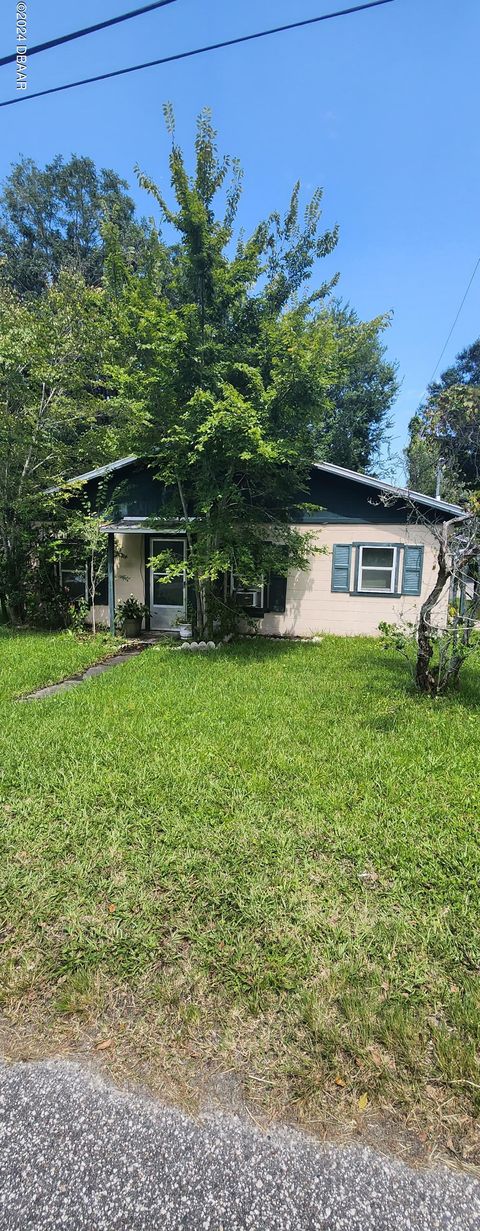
[107,107,396,636]
[380,493,480,696]
[0,155,150,295]
[436,338,480,388]
[318,304,397,471]
[407,338,480,500]
[63,493,112,636]
[0,273,120,622]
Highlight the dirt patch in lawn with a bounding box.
[1,988,478,1176]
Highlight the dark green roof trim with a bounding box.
[313,462,463,517]
[55,454,464,519]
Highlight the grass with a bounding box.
[0,626,124,696]
[0,629,479,1160]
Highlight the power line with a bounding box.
[0,0,180,69]
[0,0,394,109]
[426,255,480,391]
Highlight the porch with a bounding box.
[101,522,189,635]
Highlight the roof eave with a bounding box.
[47,454,139,494]
[313,461,464,517]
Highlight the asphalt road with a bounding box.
[0,1059,478,1230]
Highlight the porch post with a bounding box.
[107,532,115,635]
[144,534,151,632]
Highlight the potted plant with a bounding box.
[173,612,192,640]
[116,594,148,638]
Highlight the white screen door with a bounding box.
[150,537,186,629]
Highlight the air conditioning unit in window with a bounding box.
[240,589,263,608]
[231,569,264,609]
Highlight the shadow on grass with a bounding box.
[227,636,480,714]
[351,645,480,713]
[226,635,480,704]
[222,637,306,663]
[196,625,480,705]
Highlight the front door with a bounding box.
[150,537,186,630]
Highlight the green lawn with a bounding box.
[0,626,123,696]
[0,629,479,1155]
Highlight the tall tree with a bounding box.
[318,304,397,471]
[107,107,397,635]
[0,273,121,621]
[407,338,480,500]
[0,155,150,295]
[380,492,480,696]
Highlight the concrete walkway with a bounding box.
[0,1059,478,1230]
[19,644,154,700]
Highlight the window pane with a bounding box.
[361,568,393,591]
[361,547,394,568]
[95,569,109,605]
[153,578,184,606]
[62,570,87,600]
[151,539,184,568]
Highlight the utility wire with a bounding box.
[0,0,180,69]
[426,255,480,392]
[0,0,394,108]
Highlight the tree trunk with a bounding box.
[193,575,207,639]
[90,549,96,636]
[415,534,450,696]
[440,581,480,691]
[176,473,208,638]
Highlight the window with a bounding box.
[230,572,289,614]
[60,559,88,602]
[231,572,264,609]
[151,538,186,609]
[332,543,424,597]
[358,545,397,593]
[60,547,109,606]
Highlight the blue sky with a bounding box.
[0,0,479,477]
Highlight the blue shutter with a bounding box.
[402,545,424,595]
[331,544,351,592]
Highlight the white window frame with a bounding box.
[358,544,398,594]
[59,557,89,602]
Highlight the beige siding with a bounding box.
[87,533,146,629]
[261,523,448,638]
[115,533,146,605]
[88,525,449,638]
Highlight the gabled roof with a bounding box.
[313,461,464,517]
[46,454,138,495]
[57,453,464,518]
[61,455,138,485]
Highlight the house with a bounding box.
[59,455,463,638]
